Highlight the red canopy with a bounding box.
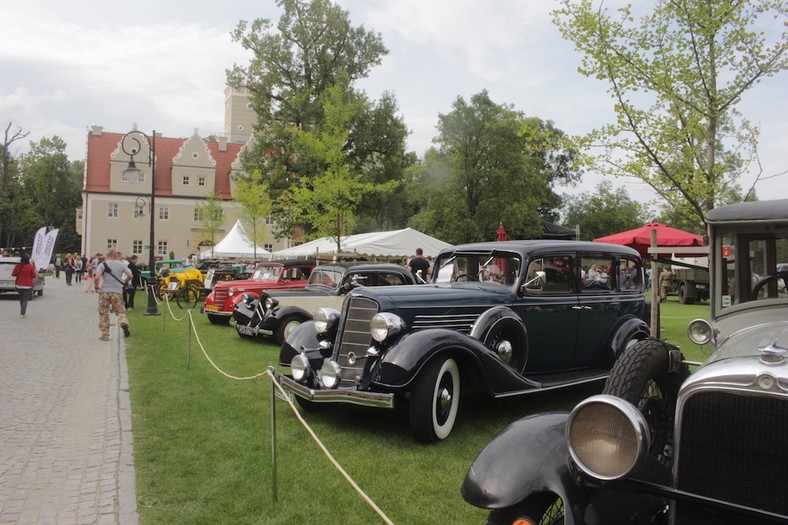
[593,223,704,258]
[496,223,507,242]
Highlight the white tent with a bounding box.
[272,228,451,258]
[200,220,271,259]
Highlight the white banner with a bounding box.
[30,227,46,267]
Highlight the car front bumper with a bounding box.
[277,373,395,409]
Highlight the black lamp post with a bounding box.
[121,129,160,316]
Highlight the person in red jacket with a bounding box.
[12,252,38,318]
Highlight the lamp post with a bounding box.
[121,129,160,316]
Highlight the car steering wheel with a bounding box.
[752,271,788,297]
[454,273,478,282]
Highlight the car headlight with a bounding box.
[687,318,713,345]
[370,312,406,344]
[291,353,310,383]
[318,360,341,389]
[264,296,278,311]
[314,308,340,335]
[566,395,649,481]
[228,287,236,296]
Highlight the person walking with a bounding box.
[74,256,84,283]
[407,248,431,283]
[659,266,673,303]
[124,255,141,310]
[64,253,75,285]
[94,248,132,341]
[54,252,62,279]
[12,252,37,318]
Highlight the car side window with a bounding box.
[378,272,407,286]
[525,256,573,293]
[618,257,642,291]
[581,255,615,291]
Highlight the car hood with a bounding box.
[708,309,788,364]
[214,278,280,290]
[352,283,515,311]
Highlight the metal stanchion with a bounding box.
[271,376,278,502]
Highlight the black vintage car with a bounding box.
[277,240,652,442]
[462,199,788,524]
[233,262,416,344]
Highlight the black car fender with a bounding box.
[260,305,312,331]
[461,412,669,524]
[278,320,323,367]
[371,329,541,394]
[603,315,651,368]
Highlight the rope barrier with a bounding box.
[145,298,394,523]
[266,368,395,525]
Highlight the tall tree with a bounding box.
[195,192,225,257]
[0,123,30,247]
[562,181,649,240]
[233,169,273,260]
[229,0,409,237]
[553,0,788,226]
[410,91,580,244]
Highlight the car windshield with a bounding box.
[433,252,521,286]
[307,268,344,289]
[716,226,788,311]
[252,266,283,282]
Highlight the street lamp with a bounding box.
[121,129,160,316]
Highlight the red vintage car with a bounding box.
[203,259,315,325]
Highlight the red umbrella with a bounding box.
[593,223,704,258]
[496,223,507,242]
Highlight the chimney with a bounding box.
[218,135,228,152]
[90,125,103,136]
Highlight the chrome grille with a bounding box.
[213,288,229,306]
[336,297,378,388]
[674,390,788,524]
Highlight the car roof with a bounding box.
[312,261,409,272]
[706,198,788,223]
[262,259,316,267]
[439,240,641,257]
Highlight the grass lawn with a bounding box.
[125,296,710,524]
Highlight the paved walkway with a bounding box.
[0,275,137,524]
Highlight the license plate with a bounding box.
[237,324,257,336]
[0,280,14,288]
[696,284,707,290]
[205,304,219,311]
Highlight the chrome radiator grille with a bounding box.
[213,288,229,306]
[335,297,378,388]
[674,390,788,524]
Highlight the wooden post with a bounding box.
[650,229,659,337]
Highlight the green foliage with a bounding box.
[233,169,273,257]
[553,0,788,226]
[562,181,649,240]
[230,0,409,238]
[196,192,225,255]
[410,91,580,244]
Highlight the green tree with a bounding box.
[196,192,225,257]
[233,170,273,260]
[553,0,788,226]
[0,123,30,247]
[410,91,580,244]
[229,0,409,237]
[562,181,649,240]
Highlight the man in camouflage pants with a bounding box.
[94,248,133,341]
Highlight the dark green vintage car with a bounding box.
[278,240,653,442]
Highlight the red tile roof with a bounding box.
[85,130,243,199]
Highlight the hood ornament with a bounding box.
[759,340,787,365]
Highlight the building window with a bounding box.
[157,241,168,256]
[77,209,83,219]
[108,203,118,218]
[132,240,143,255]
[121,171,129,182]
[265,216,274,225]
[134,204,145,218]
[183,176,190,185]
[264,244,273,252]
[159,206,169,220]
[198,177,206,186]
[136,171,145,183]
[193,208,200,221]
[107,239,117,250]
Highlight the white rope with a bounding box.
[266,369,395,525]
[162,293,189,321]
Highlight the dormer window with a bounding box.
[183,176,190,186]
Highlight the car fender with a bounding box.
[372,329,541,393]
[605,316,651,366]
[261,305,312,331]
[279,320,322,366]
[461,412,668,524]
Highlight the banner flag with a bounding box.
[30,227,59,270]
[31,227,46,267]
[40,229,59,269]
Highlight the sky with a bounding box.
[2,0,786,211]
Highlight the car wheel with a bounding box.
[275,316,303,345]
[482,318,527,374]
[409,356,460,443]
[487,493,564,525]
[176,286,199,309]
[603,338,690,467]
[207,313,230,325]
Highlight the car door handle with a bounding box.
[572,305,593,310]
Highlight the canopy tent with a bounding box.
[272,228,451,258]
[593,223,705,258]
[541,220,577,240]
[199,219,271,259]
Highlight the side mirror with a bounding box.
[521,270,546,292]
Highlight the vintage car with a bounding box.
[203,259,315,325]
[277,240,652,442]
[0,256,46,296]
[462,199,788,524]
[234,262,416,344]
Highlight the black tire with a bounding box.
[677,283,688,304]
[482,318,527,374]
[603,339,690,467]
[207,313,230,325]
[275,315,303,345]
[409,356,460,443]
[176,286,199,309]
[487,493,564,525]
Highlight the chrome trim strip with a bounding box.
[278,374,395,409]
